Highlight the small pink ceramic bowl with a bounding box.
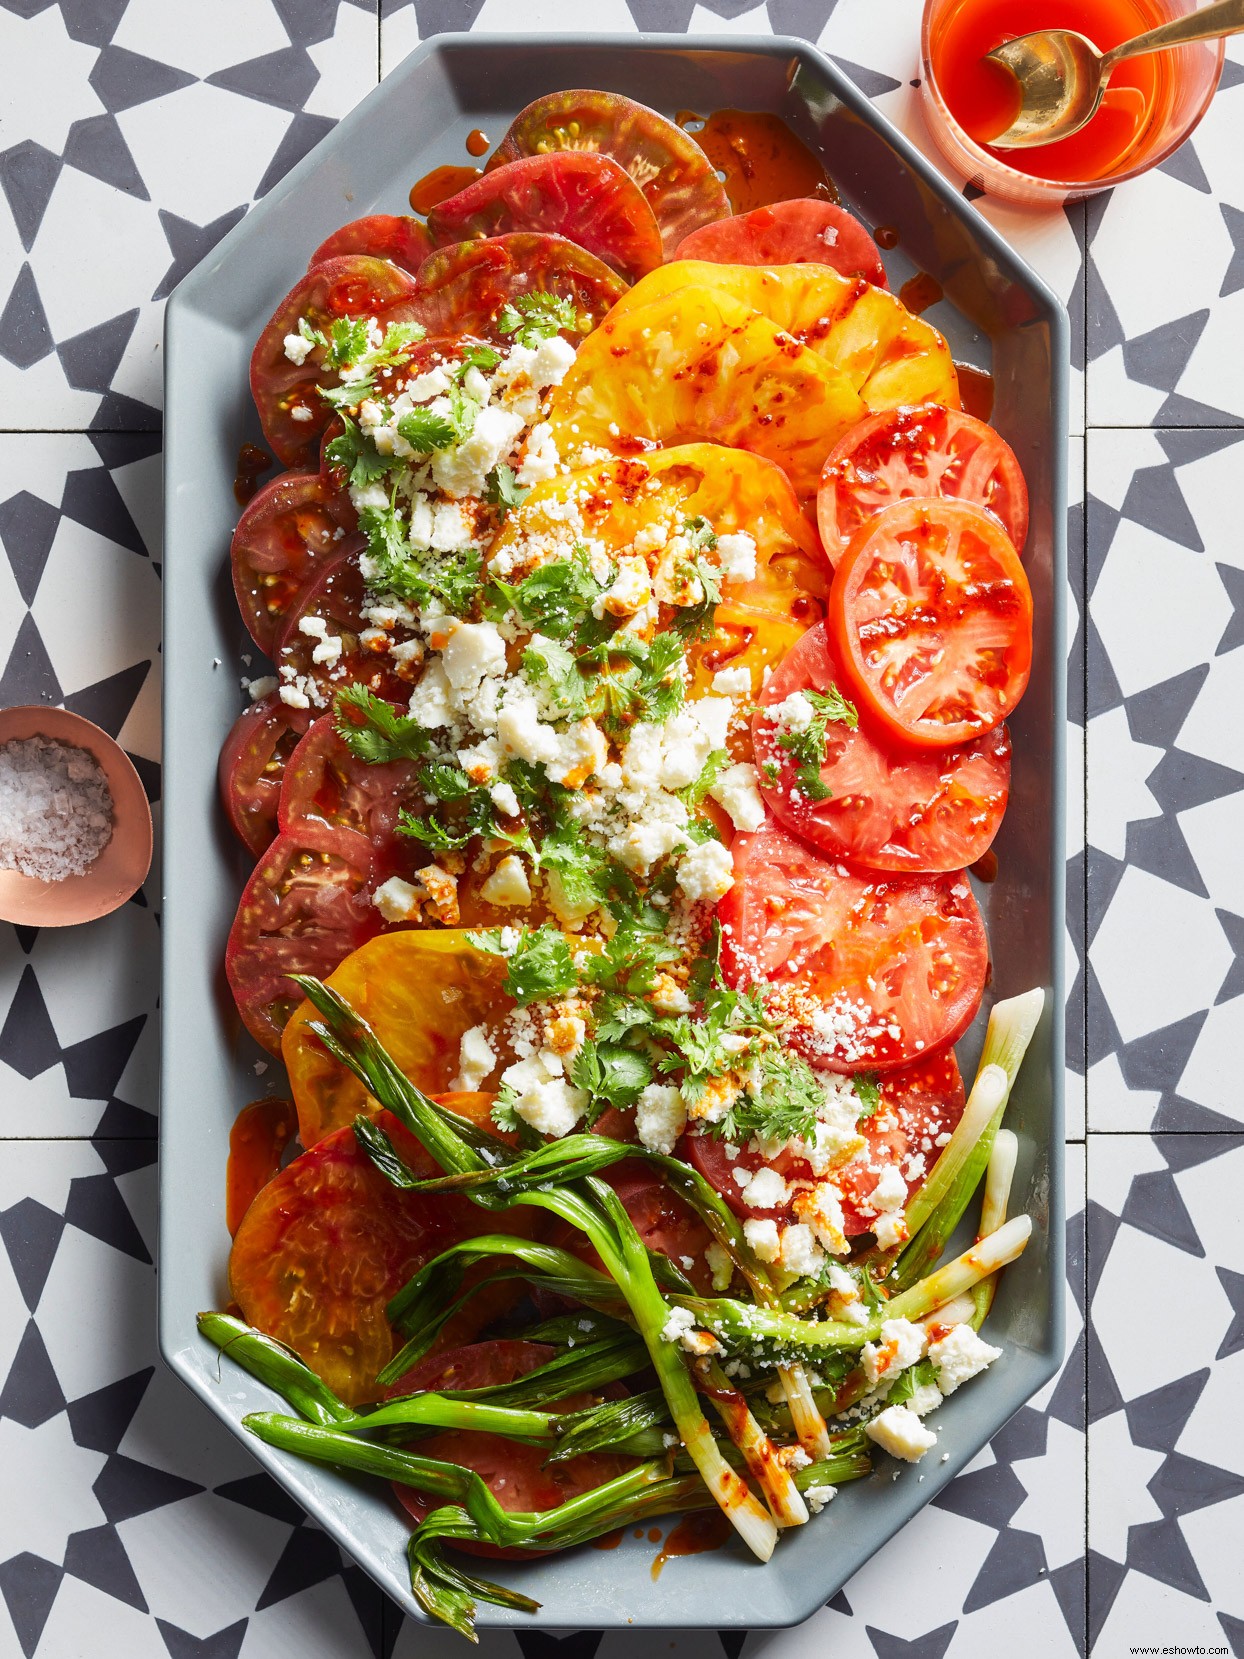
[0,705,153,927]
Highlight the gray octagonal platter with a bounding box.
[160,31,1068,1633]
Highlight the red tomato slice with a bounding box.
[250,256,419,467]
[228,1112,479,1404]
[753,621,1011,873]
[719,823,988,1071]
[224,821,382,1054]
[226,1097,298,1236]
[277,711,417,871]
[829,498,1033,750]
[274,548,417,708]
[218,692,313,859]
[427,153,663,284]
[231,469,356,654]
[410,233,627,341]
[491,89,729,257]
[685,1050,965,1236]
[817,404,1029,566]
[308,215,432,276]
[391,1338,632,1557]
[674,200,888,288]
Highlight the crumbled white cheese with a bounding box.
[708,762,766,832]
[372,876,422,923]
[779,1223,826,1279]
[743,1217,781,1262]
[705,1240,733,1291]
[793,1182,850,1256]
[805,1483,837,1513]
[636,1083,687,1156]
[676,839,734,904]
[871,1166,908,1213]
[715,531,758,582]
[283,331,313,366]
[480,854,532,907]
[908,1382,944,1418]
[450,1024,497,1092]
[499,1052,588,1139]
[441,621,507,692]
[740,1165,789,1210]
[767,691,815,732]
[861,1318,928,1387]
[928,1325,1002,1396]
[711,665,752,696]
[865,1404,937,1463]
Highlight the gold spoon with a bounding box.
[985,0,1244,148]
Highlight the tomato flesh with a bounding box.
[427,152,664,284]
[228,1113,479,1404]
[754,621,1010,873]
[278,711,418,874]
[686,1050,965,1235]
[675,199,889,288]
[818,404,1029,566]
[274,548,417,708]
[308,214,432,276]
[224,821,381,1055]
[492,88,729,257]
[226,1097,298,1236]
[249,255,419,466]
[231,469,356,654]
[409,232,627,342]
[829,498,1033,749]
[218,692,313,859]
[719,823,988,1070]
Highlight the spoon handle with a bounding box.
[1102,0,1244,71]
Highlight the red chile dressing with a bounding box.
[408,164,482,214]
[874,224,901,250]
[233,442,272,506]
[676,109,839,213]
[955,363,995,421]
[651,1510,734,1579]
[465,128,490,157]
[898,272,943,315]
[592,1528,625,1551]
[971,848,999,882]
[226,1098,297,1236]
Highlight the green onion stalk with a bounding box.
[970,1127,1019,1328]
[295,977,781,1561]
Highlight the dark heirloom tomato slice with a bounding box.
[551,1161,716,1295]
[411,233,627,341]
[829,498,1033,750]
[226,1097,298,1236]
[250,255,419,467]
[218,692,313,859]
[308,214,433,275]
[686,1050,965,1236]
[675,200,889,288]
[719,824,988,1071]
[224,821,381,1055]
[490,88,729,257]
[274,548,414,707]
[753,622,1010,873]
[231,469,356,654]
[228,1113,479,1404]
[391,1340,632,1558]
[817,404,1030,566]
[277,712,417,871]
[427,152,663,284]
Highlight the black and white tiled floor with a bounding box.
[1,1,1241,1654]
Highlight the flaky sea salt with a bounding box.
[0,736,114,881]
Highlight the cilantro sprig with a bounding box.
[777,685,859,801]
[333,687,430,764]
[498,291,591,347]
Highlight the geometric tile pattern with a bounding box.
[1,0,1241,1655]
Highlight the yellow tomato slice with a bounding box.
[282,930,511,1146]
[546,288,864,498]
[595,261,961,415]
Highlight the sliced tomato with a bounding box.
[277,712,417,871]
[675,200,888,288]
[817,405,1029,566]
[282,931,512,1147]
[686,1050,965,1236]
[491,89,729,257]
[218,692,313,859]
[385,1339,557,1399]
[224,821,382,1055]
[719,824,988,1071]
[231,470,356,654]
[308,215,432,275]
[829,498,1032,749]
[411,233,626,341]
[551,1161,716,1295]
[427,152,663,284]
[274,547,416,707]
[228,1112,479,1404]
[250,256,419,467]
[753,622,1010,873]
[226,1097,298,1236]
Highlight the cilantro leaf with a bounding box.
[852,1072,882,1119]
[778,685,858,802]
[396,408,456,452]
[671,556,723,642]
[497,291,591,347]
[522,636,588,720]
[485,463,529,518]
[333,686,429,764]
[472,923,578,1005]
[680,748,729,808]
[322,316,372,370]
[324,417,390,490]
[570,1039,653,1110]
[486,544,604,640]
[716,1049,826,1147]
[491,1089,522,1132]
[459,343,501,376]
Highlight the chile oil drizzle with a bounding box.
[233,442,273,507]
[465,128,490,157]
[651,1510,733,1579]
[226,1098,297,1236]
[955,362,995,421]
[875,224,901,250]
[677,108,838,213]
[898,272,944,315]
[409,164,482,214]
